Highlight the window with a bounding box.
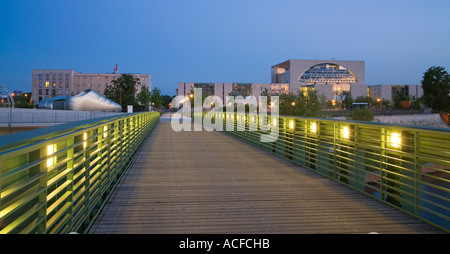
[45,81,49,88]
[38,81,42,88]
[59,82,63,88]
[39,74,43,80]
[45,74,49,80]
[65,82,69,88]
[52,82,56,87]
[46,89,49,95]
[65,90,69,95]
[299,63,357,84]
[38,89,42,95]
[65,74,69,80]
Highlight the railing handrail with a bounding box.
[0,111,160,234]
[214,111,450,232]
[0,113,141,154]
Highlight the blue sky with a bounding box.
[1,0,449,96]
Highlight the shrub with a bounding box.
[348,107,374,121]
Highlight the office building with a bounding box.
[31,69,151,104]
[368,84,423,102]
[271,59,368,101]
[176,82,293,107]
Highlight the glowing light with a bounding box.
[47,144,54,167]
[390,132,401,148]
[311,122,317,133]
[342,126,350,139]
[103,126,108,138]
[291,101,295,106]
[47,144,54,156]
[289,120,294,130]
[83,132,87,148]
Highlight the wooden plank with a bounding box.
[89,120,444,234]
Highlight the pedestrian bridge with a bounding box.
[0,112,448,234]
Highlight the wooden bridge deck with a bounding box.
[89,116,443,234]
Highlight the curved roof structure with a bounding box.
[38,89,121,112]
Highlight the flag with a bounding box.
[114,64,118,72]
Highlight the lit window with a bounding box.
[45,82,49,88]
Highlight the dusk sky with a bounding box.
[1,0,449,96]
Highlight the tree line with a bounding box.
[103,74,173,111]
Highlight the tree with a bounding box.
[294,90,326,117]
[261,88,271,106]
[150,87,163,109]
[137,85,151,111]
[162,95,174,108]
[104,74,140,110]
[279,90,325,117]
[342,95,354,109]
[421,66,450,112]
[279,93,297,116]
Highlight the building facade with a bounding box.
[368,84,423,102]
[176,82,292,107]
[271,59,367,101]
[31,69,151,104]
[176,59,370,107]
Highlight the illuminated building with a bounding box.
[271,59,367,101]
[31,69,151,104]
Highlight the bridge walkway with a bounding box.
[89,115,442,234]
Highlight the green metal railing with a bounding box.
[213,112,449,232]
[0,112,159,234]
